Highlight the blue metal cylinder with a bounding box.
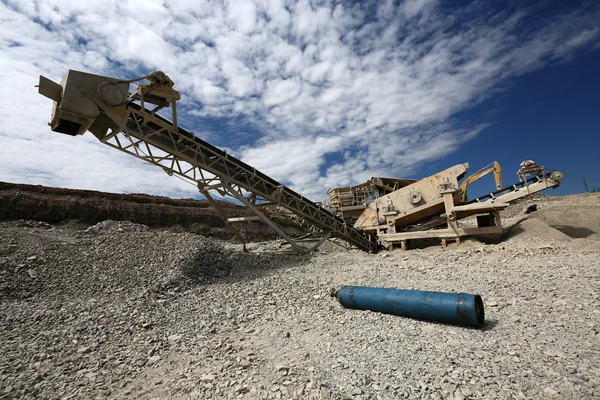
[336,285,484,327]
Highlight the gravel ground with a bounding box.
[1,194,599,399]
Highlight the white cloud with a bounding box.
[263,78,302,107]
[400,0,437,18]
[227,0,258,34]
[0,0,599,200]
[241,135,342,188]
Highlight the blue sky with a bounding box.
[436,48,600,197]
[0,0,599,201]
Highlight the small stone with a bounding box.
[544,387,559,396]
[320,387,332,399]
[487,301,498,307]
[147,356,161,365]
[142,322,152,329]
[85,371,97,380]
[453,389,464,400]
[168,334,183,343]
[77,346,92,354]
[28,268,38,278]
[236,386,250,394]
[200,373,216,382]
[351,386,363,395]
[275,365,288,373]
[27,256,37,261]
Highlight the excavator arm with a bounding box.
[459,161,503,203]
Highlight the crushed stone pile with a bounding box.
[500,192,600,245]
[0,220,301,301]
[532,206,600,239]
[504,218,571,242]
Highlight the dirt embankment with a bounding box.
[0,181,295,241]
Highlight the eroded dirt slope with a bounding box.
[0,181,297,241]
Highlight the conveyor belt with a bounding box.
[101,101,377,252]
[466,175,552,204]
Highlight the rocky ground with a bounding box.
[1,193,599,399]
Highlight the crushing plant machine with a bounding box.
[327,161,563,250]
[37,70,563,252]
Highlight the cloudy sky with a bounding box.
[1,0,599,200]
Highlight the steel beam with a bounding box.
[94,101,376,252]
[222,181,310,254]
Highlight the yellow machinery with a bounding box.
[327,177,416,224]
[459,161,502,203]
[338,161,563,250]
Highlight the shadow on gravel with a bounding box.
[415,318,498,330]
[551,225,595,239]
[180,242,308,286]
[482,319,499,331]
[491,217,528,244]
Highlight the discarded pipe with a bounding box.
[334,285,484,327]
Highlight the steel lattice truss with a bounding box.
[94,101,377,253]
